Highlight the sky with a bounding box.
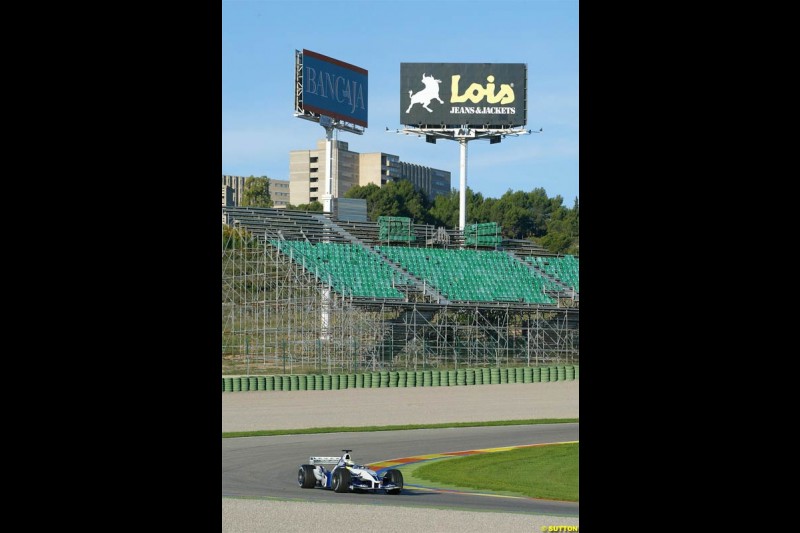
[222,0,578,205]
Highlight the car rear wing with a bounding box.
[309,456,342,465]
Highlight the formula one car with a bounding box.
[297,449,403,494]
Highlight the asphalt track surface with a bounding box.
[222,423,579,516]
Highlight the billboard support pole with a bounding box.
[294,49,366,344]
[459,137,467,231]
[320,116,334,341]
[321,116,334,216]
[390,125,539,245]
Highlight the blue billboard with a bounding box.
[299,49,368,128]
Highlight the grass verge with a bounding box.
[408,442,578,501]
[222,418,577,438]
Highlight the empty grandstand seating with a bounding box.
[270,240,411,299]
[377,246,559,304]
[526,255,579,292]
[223,207,351,243]
[223,206,579,305]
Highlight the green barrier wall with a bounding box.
[222,365,579,392]
[540,367,550,382]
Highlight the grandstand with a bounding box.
[222,206,578,376]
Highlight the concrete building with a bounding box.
[222,185,235,207]
[221,175,289,208]
[222,175,246,206]
[289,139,451,207]
[269,178,290,208]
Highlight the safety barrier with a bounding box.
[222,365,579,392]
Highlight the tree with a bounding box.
[287,201,323,212]
[241,176,273,207]
[539,197,579,254]
[222,224,255,249]
[345,180,431,223]
[429,189,459,228]
[345,184,383,219]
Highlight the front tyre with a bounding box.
[384,469,403,495]
[332,468,351,493]
[298,465,316,488]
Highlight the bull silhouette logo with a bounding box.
[406,73,444,113]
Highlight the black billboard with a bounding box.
[400,63,526,129]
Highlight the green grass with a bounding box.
[221,418,578,438]
[410,442,578,501]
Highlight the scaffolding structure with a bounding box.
[222,221,578,376]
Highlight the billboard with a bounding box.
[400,63,526,129]
[295,49,368,128]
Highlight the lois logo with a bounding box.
[451,75,515,104]
[406,73,444,113]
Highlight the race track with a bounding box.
[222,423,579,516]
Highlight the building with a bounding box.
[222,185,235,207]
[269,178,290,208]
[289,139,451,207]
[221,175,289,208]
[222,175,246,206]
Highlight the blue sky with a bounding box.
[222,0,578,205]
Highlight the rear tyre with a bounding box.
[384,469,403,495]
[332,468,351,493]
[298,465,316,488]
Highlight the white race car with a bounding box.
[297,449,403,494]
